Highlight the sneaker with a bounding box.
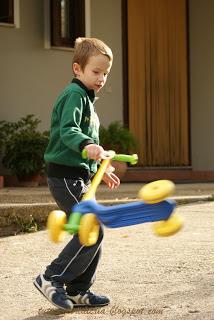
[34,274,73,311]
[67,290,110,307]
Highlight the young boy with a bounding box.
[34,37,120,311]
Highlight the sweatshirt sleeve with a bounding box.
[60,91,94,153]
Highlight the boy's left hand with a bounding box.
[102,172,120,189]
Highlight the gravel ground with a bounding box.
[0,201,214,320]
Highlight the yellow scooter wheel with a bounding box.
[139,180,175,204]
[47,210,67,243]
[152,213,184,237]
[79,213,100,246]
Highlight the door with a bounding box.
[126,0,190,167]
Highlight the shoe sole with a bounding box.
[73,303,109,308]
[33,281,73,311]
[70,301,110,308]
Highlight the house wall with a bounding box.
[91,0,123,127]
[0,0,123,131]
[0,0,214,171]
[189,0,214,170]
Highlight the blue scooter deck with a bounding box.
[72,199,176,228]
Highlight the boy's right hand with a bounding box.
[84,144,105,161]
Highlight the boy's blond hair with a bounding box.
[72,37,113,71]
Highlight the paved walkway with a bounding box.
[0,182,214,319]
[1,200,214,320]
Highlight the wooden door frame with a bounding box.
[121,0,129,128]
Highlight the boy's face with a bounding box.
[73,54,112,93]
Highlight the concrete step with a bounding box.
[1,182,214,202]
[0,183,214,237]
[0,194,213,237]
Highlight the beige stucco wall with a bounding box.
[1,0,214,171]
[91,0,123,127]
[0,0,123,131]
[189,0,214,170]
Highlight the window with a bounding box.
[50,0,88,48]
[0,0,14,24]
[0,0,20,28]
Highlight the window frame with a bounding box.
[44,0,91,51]
[0,0,20,28]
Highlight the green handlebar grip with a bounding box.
[82,149,138,165]
[64,212,82,234]
[82,149,88,159]
[112,153,138,165]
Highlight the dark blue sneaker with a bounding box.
[67,290,110,307]
[34,274,73,311]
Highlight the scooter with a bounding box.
[47,151,183,246]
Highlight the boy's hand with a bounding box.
[102,172,120,189]
[84,144,105,161]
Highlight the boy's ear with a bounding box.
[73,63,81,76]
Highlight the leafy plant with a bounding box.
[0,121,18,155]
[12,214,39,233]
[1,115,49,177]
[99,121,138,154]
[0,114,42,153]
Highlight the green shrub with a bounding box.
[0,115,49,177]
[99,121,138,154]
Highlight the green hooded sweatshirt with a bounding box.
[44,79,99,175]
